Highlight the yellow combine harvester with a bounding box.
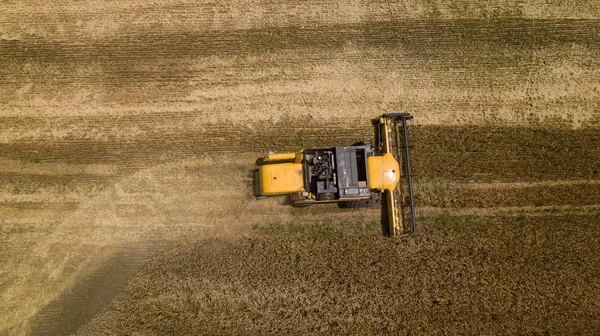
[254,113,416,236]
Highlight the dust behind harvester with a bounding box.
[254,113,416,236]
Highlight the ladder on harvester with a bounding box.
[374,113,416,236]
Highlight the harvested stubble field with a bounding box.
[1,1,600,335]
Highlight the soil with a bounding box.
[1,1,600,335]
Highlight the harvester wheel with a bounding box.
[338,198,375,208]
[317,193,336,201]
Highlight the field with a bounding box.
[1,1,600,335]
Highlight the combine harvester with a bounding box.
[254,113,416,236]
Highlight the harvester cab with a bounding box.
[253,113,416,236]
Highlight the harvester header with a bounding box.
[374,113,416,235]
